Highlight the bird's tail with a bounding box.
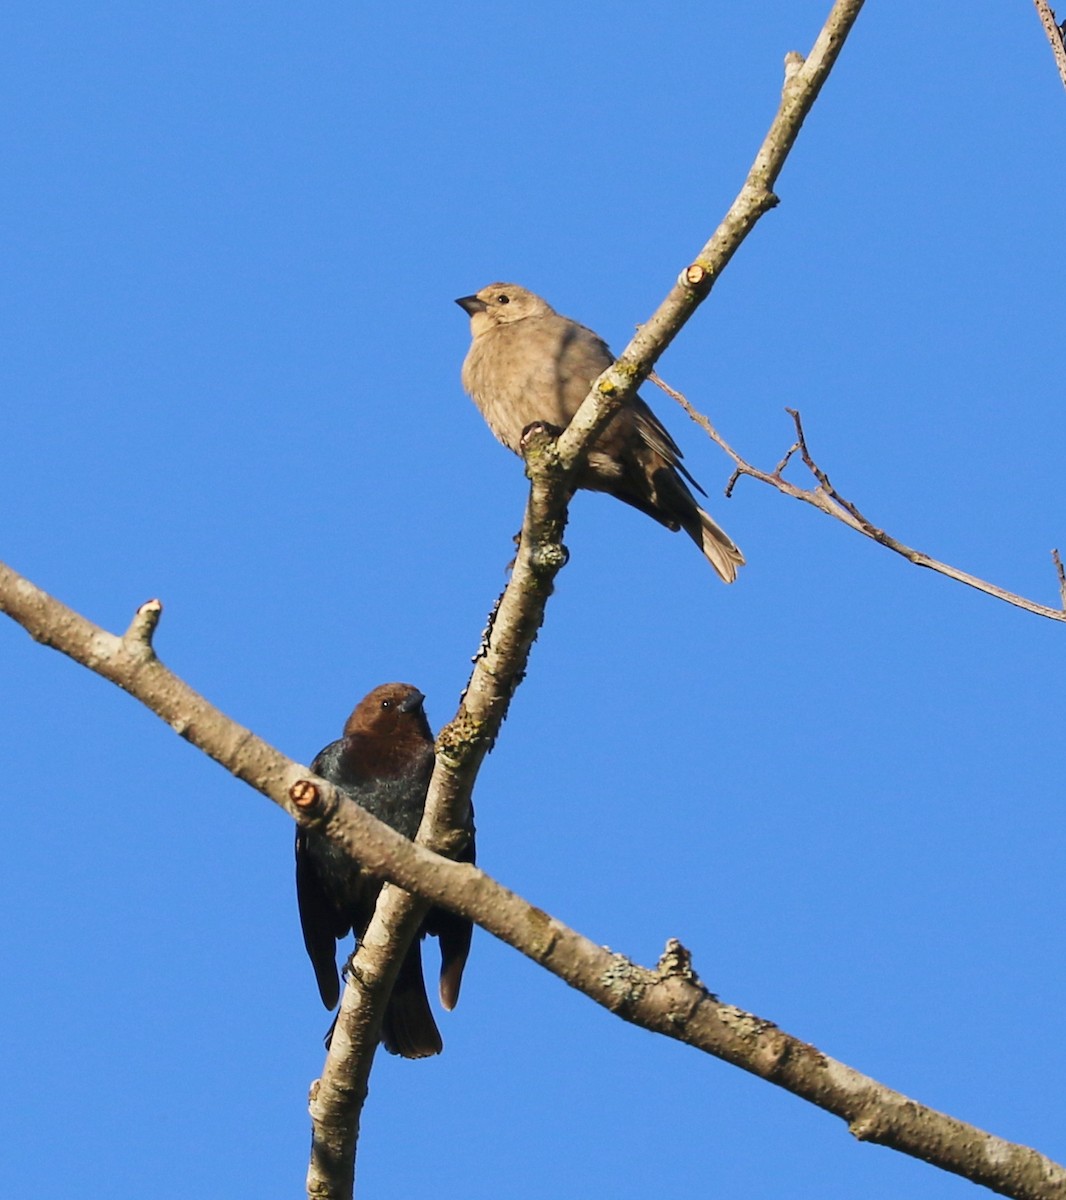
[381,940,444,1059]
[690,507,745,584]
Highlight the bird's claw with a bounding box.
[519,420,562,449]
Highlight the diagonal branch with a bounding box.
[1033,0,1066,90]
[383,6,864,1174]
[351,15,869,1186]
[304,881,425,1198]
[651,373,1066,623]
[422,0,868,876]
[8,4,872,1195]
[5,1,1057,1196]
[307,422,575,1196]
[1,558,1063,1200]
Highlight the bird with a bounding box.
[456,282,744,583]
[295,682,475,1059]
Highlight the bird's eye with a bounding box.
[496,294,510,305]
[381,699,392,710]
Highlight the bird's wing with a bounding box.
[556,320,708,498]
[555,320,614,397]
[295,827,344,1009]
[631,398,707,497]
[424,812,476,1010]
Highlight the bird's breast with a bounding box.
[463,324,593,453]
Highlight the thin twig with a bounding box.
[1053,550,1066,609]
[651,374,1066,623]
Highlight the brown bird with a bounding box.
[456,282,744,582]
[295,682,475,1059]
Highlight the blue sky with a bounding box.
[2,3,1064,1197]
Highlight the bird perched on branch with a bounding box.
[456,282,744,582]
[295,682,475,1059]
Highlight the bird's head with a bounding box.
[344,682,432,745]
[455,283,550,335]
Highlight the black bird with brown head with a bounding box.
[295,682,475,1058]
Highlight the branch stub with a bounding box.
[290,779,321,810]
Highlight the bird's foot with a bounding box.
[519,420,563,449]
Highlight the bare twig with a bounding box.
[651,374,1066,623]
[1034,0,1066,90]
[1053,550,1066,609]
[1,559,1064,1200]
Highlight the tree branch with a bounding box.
[650,374,1066,623]
[5,2,1056,1197]
[303,420,576,1196]
[304,877,426,1198]
[342,10,869,1185]
[5,4,871,1194]
[390,6,864,1174]
[422,0,868,901]
[1033,0,1066,91]
[1,558,1063,1200]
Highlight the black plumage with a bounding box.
[295,682,474,1058]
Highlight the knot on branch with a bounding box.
[529,540,569,574]
[519,420,564,472]
[656,937,701,984]
[783,50,805,86]
[681,263,710,290]
[515,420,572,576]
[436,711,489,767]
[290,779,322,812]
[122,598,163,658]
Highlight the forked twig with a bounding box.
[651,373,1066,622]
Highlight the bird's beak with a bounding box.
[455,294,487,316]
[398,690,425,714]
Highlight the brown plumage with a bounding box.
[456,282,744,582]
[295,683,475,1059]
